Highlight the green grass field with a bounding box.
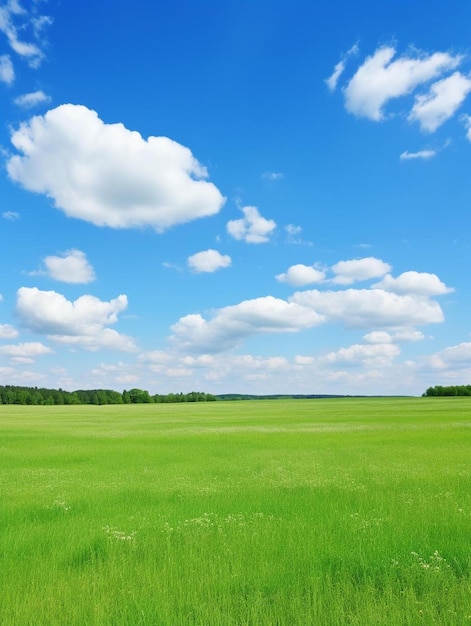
[1,398,470,625]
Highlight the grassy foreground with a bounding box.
[1,398,470,625]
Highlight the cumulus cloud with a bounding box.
[423,342,471,371]
[0,54,14,83]
[0,341,52,363]
[321,342,400,367]
[290,288,444,328]
[363,331,393,344]
[343,46,461,121]
[0,323,19,339]
[41,249,96,283]
[400,149,436,160]
[276,264,326,287]
[14,89,50,108]
[363,329,425,344]
[227,206,276,244]
[170,295,323,353]
[16,287,135,351]
[331,257,391,284]
[372,271,453,296]
[187,249,231,273]
[7,104,225,231]
[408,72,471,132]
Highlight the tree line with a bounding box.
[423,385,471,397]
[0,385,216,405]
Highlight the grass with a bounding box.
[0,398,470,625]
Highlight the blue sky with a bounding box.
[1,0,471,395]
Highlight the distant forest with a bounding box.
[423,385,471,396]
[0,385,216,405]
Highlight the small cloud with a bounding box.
[0,341,52,363]
[408,71,471,132]
[400,149,436,160]
[0,54,14,84]
[0,0,51,68]
[14,89,51,108]
[343,46,461,121]
[187,249,231,273]
[462,114,471,141]
[276,264,326,287]
[285,224,302,236]
[373,271,453,296]
[33,249,96,284]
[331,257,391,285]
[325,43,359,92]
[2,211,19,220]
[44,249,96,283]
[0,323,19,339]
[227,206,276,244]
[16,287,135,352]
[262,171,284,181]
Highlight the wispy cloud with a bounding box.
[14,89,51,108]
[262,171,284,181]
[2,210,19,220]
[400,149,437,160]
[0,53,14,84]
[343,46,461,121]
[325,43,359,92]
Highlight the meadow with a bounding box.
[0,398,470,625]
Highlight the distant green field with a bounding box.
[1,398,470,625]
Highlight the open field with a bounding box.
[1,398,470,625]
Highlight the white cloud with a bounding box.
[400,149,436,160]
[392,329,425,343]
[0,323,18,339]
[0,54,14,84]
[343,46,461,121]
[276,264,326,287]
[463,114,471,141]
[363,331,393,344]
[0,0,51,68]
[285,224,302,236]
[290,288,444,328]
[363,329,425,344]
[373,271,453,296]
[42,249,96,283]
[325,43,359,92]
[331,257,391,284]
[16,287,135,351]
[2,211,19,220]
[422,342,471,371]
[7,104,225,231]
[170,295,323,353]
[0,341,52,363]
[227,206,276,244]
[321,342,400,367]
[262,171,284,181]
[408,72,471,132]
[187,249,231,273]
[14,89,50,108]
